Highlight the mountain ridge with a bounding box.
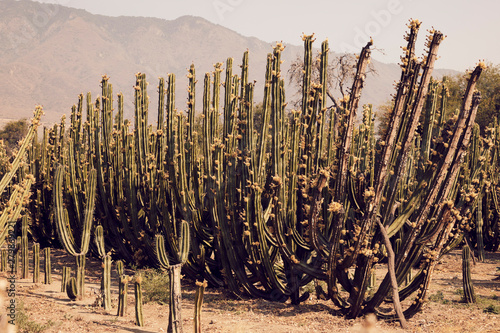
[0,0,458,127]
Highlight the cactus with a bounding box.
[0,107,41,259]
[53,165,97,300]
[0,106,42,196]
[1,249,6,272]
[475,194,485,261]
[43,247,51,284]
[462,244,476,303]
[117,275,131,317]
[66,277,78,301]
[95,225,111,310]
[116,258,131,317]
[134,275,144,327]
[15,236,20,276]
[61,266,71,292]
[194,280,207,333]
[116,260,124,276]
[21,19,489,324]
[32,243,40,283]
[21,216,29,279]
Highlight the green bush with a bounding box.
[139,268,170,304]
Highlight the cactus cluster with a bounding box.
[11,20,493,325]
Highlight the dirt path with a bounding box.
[2,248,499,333]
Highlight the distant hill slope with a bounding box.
[0,0,457,127]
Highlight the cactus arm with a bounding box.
[462,244,476,303]
[155,235,170,269]
[66,277,78,301]
[94,225,106,258]
[53,165,78,256]
[79,169,97,255]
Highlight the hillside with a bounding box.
[0,0,457,127]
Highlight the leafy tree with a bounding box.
[0,119,28,155]
[374,99,394,139]
[444,62,500,131]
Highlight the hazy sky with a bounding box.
[32,0,499,71]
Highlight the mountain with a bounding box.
[0,0,458,128]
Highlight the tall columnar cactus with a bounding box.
[117,274,132,317]
[61,266,70,292]
[21,216,29,279]
[134,275,144,327]
[194,280,207,333]
[1,249,6,272]
[14,236,21,276]
[95,225,111,310]
[53,165,97,300]
[32,243,40,283]
[29,115,64,247]
[462,244,476,303]
[44,247,51,284]
[116,257,128,317]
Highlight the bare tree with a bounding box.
[288,51,376,109]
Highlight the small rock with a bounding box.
[210,319,216,324]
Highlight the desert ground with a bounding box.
[3,248,499,333]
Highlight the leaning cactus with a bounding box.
[0,107,42,252]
